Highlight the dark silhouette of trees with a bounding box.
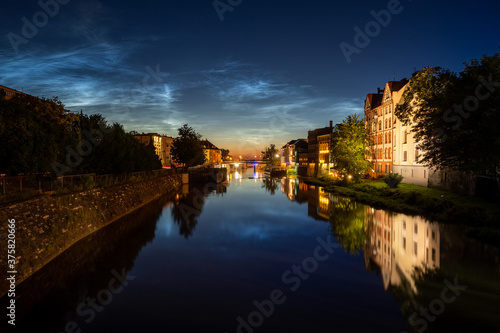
[171,124,206,167]
[395,53,500,180]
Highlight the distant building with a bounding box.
[133,133,174,167]
[307,121,334,177]
[200,139,222,164]
[281,139,308,175]
[0,85,24,99]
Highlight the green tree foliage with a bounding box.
[261,144,280,166]
[0,93,161,175]
[221,148,230,161]
[0,94,76,174]
[330,114,370,180]
[329,196,366,254]
[395,54,500,178]
[171,124,206,167]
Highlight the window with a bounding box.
[414,242,418,255]
[385,119,388,129]
[414,224,418,234]
[388,148,391,159]
[384,148,387,159]
[386,164,389,173]
[415,150,419,162]
[403,151,407,161]
[432,230,436,240]
[389,133,391,143]
[389,105,392,113]
[379,121,382,130]
[402,237,406,250]
[403,130,408,144]
[432,248,436,261]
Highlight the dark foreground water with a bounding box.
[3,168,500,333]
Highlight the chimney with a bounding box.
[377,88,383,94]
[329,120,333,128]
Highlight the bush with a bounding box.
[82,175,96,190]
[286,169,297,176]
[384,173,403,188]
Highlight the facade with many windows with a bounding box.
[364,80,407,178]
[391,83,430,186]
[133,133,174,167]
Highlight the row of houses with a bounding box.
[279,77,476,194]
[133,133,223,167]
[279,121,337,177]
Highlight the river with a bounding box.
[3,168,500,333]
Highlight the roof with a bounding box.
[386,79,408,93]
[365,93,383,110]
[200,139,219,150]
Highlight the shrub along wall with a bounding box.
[0,174,182,296]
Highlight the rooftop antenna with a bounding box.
[393,72,396,81]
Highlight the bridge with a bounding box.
[224,160,267,165]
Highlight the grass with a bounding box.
[305,177,500,244]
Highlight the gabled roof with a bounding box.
[200,139,219,150]
[365,93,383,111]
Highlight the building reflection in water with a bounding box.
[364,208,440,292]
[278,177,500,331]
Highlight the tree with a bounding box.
[395,53,500,181]
[171,124,206,167]
[261,144,280,166]
[221,149,230,161]
[0,94,77,174]
[329,196,366,254]
[330,114,370,181]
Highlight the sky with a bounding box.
[1,0,499,157]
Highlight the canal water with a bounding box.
[3,168,500,332]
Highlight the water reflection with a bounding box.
[171,183,227,238]
[278,177,500,332]
[2,195,175,332]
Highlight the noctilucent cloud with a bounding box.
[1,0,499,156]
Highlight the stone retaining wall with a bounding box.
[0,174,182,296]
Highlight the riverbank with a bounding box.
[304,177,500,244]
[0,174,182,297]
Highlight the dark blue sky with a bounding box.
[1,0,499,156]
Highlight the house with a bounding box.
[307,121,334,177]
[391,82,430,186]
[280,139,308,175]
[364,79,408,178]
[200,139,222,164]
[134,133,174,167]
[0,85,24,99]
